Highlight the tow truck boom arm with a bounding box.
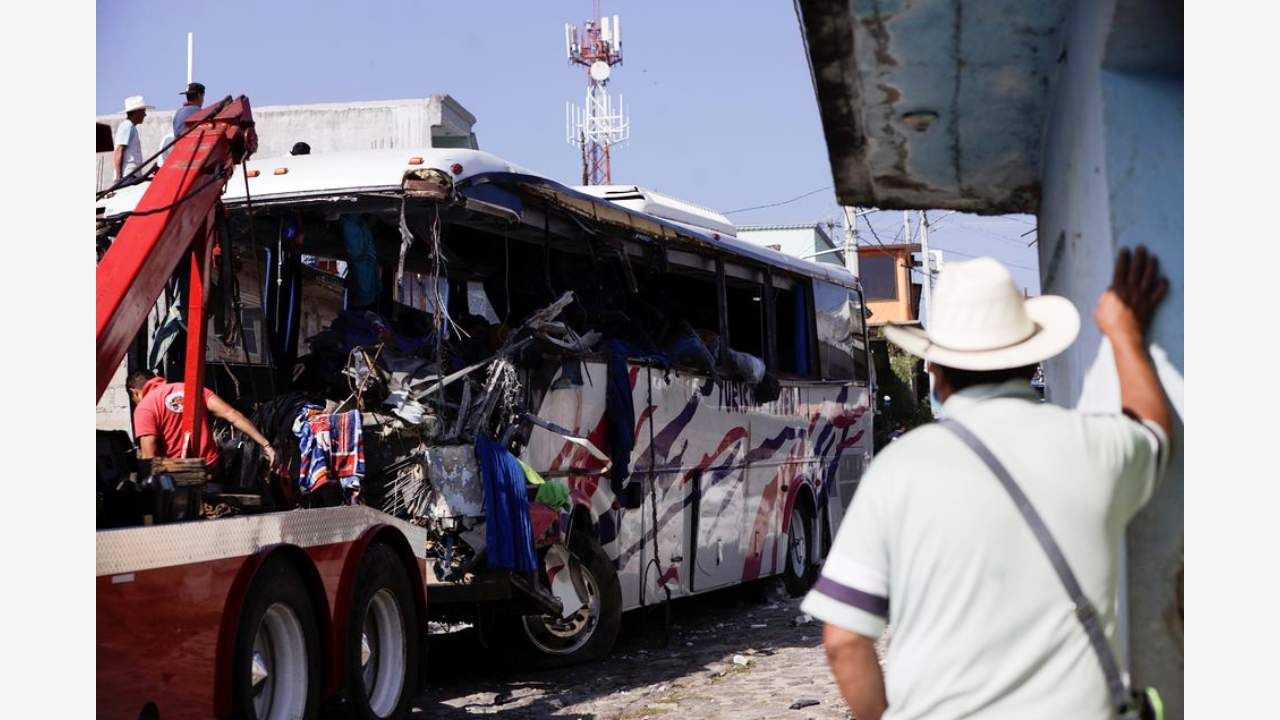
[96,96,256,457]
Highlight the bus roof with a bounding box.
[98,147,860,290]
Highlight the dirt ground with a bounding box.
[411,580,852,720]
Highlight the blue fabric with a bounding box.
[340,215,382,309]
[264,247,303,369]
[605,340,638,489]
[793,288,811,376]
[665,334,716,374]
[476,434,538,572]
[172,103,201,135]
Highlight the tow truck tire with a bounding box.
[232,556,321,720]
[512,533,621,669]
[783,500,818,597]
[343,543,419,720]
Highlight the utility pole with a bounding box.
[840,206,860,277]
[918,209,932,327]
[918,209,943,418]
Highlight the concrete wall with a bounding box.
[1037,0,1183,713]
[96,360,132,433]
[97,94,478,190]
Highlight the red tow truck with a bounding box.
[96,97,428,720]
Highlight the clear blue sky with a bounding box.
[97,0,1039,293]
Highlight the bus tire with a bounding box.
[343,543,419,720]
[783,500,818,597]
[232,556,322,720]
[512,533,622,668]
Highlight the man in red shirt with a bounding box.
[127,371,276,470]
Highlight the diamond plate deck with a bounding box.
[96,506,427,576]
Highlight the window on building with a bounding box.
[860,253,898,301]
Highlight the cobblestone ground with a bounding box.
[412,580,852,720]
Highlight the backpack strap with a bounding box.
[937,419,1131,713]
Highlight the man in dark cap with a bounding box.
[173,82,206,136]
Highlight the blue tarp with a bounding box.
[476,434,538,572]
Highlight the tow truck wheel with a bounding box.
[513,533,621,668]
[232,557,321,720]
[343,543,418,720]
[783,501,818,597]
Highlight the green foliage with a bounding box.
[882,344,934,430]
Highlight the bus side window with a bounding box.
[723,275,765,362]
[648,267,721,376]
[849,288,870,383]
[814,280,866,383]
[770,275,815,377]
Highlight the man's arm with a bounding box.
[136,435,158,460]
[205,392,277,465]
[823,625,887,720]
[1094,245,1172,438]
[113,145,124,179]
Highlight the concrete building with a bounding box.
[859,243,922,327]
[96,94,478,190]
[736,223,845,266]
[796,0,1183,713]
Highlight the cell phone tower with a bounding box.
[564,2,629,185]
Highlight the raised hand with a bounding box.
[1094,245,1170,343]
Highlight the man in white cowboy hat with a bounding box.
[113,94,154,181]
[804,247,1172,719]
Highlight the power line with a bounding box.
[927,243,1039,272]
[857,209,927,279]
[724,185,833,215]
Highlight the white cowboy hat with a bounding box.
[123,95,154,114]
[884,257,1080,371]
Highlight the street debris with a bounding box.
[790,698,821,710]
[732,654,752,667]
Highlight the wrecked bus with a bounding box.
[96,146,873,718]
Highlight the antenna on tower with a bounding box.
[564,1,629,185]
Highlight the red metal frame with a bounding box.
[97,524,429,719]
[96,96,257,452]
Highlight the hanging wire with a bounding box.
[724,185,834,215]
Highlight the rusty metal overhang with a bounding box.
[795,0,1067,214]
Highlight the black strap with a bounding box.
[938,419,1131,712]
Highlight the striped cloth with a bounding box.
[296,408,365,495]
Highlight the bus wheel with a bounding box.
[783,502,818,597]
[233,556,321,720]
[344,543,419,720]
[514,533,621,668]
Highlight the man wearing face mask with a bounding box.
[804,247,1173,720]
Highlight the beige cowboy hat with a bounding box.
[884,257,1080,371]
[123,95,154,114]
